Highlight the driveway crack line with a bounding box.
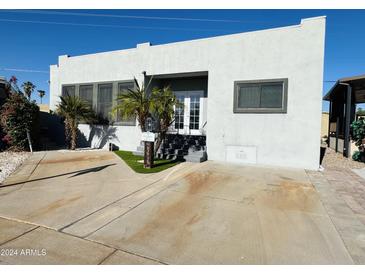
[97,249,117,265]
[82,185,180,238]
[0,215,167,265]
[58,163,199,233]
[60,230,168,265]
[58,162,200,233]
[0,225,40,247]
[58,177,166,232]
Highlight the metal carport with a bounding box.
[323,74,365,157]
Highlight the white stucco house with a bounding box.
[49,16,326,170]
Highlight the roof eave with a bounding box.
[323,80,339,101]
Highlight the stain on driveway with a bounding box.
[86,163,353,264]
[0,151,357,264]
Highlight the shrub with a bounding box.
[0,92,39,150]
[350,118,365,162]
[352,151,362,161]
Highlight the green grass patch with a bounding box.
[114,150,182,173]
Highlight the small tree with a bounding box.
[56,95,95,150]
[9,76,21,93]
[357,107,365,116]
[351,118,365,161]
[0,92,39,150]
[151,86,182,154]
[112,77,152,132]
[21,81,36,100]
[37,90,45,104]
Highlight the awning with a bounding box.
[323,74,365,103]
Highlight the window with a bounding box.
[116,82,136,125]
[60,80,139,125]
[97,83,113,121]
[62,85,75,97]
[79,85,93,106]
[233,79,288,113]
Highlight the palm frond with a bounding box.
[112,78,152,131]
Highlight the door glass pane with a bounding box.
[260,83,283,108]
[175,95,184,129]
[117,82,135,124]
[238,85,260,108]
[189,95,200,130]
[79,85,93,106]
[62,86,75,97]
[97,84,113,121]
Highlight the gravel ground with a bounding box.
[0,152,30,184]
[322,147,365,169]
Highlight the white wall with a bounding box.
[78,124,142,152]
[50,16,326,169]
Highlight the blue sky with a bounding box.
[0,9,364,111]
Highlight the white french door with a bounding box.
[173,90,205,135]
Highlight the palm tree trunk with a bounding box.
[140,117,146,132]
[154,131,165,155]
[70,120,77,150]
[155,118,169,155]
[64,118,71,149]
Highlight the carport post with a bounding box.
[341,83,352,158]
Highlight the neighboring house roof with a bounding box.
[0,76,7,86]
[0,76,8,100]
[323,74,365,103]
[0,77,18,104]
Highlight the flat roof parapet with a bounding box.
[137,42,151,49]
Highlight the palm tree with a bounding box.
[112,77,152,132]
[37,90,45,104]
[151,85,182,153]
[21,81,36,100]
[8,76,21,93]
[56,95,95,150]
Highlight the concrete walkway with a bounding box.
[307,166,365,264]
[0,150,358,264]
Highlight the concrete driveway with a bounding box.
[0,150,356,264]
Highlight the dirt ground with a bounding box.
[322,147,365,169]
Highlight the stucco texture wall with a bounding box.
[50,17,326,170]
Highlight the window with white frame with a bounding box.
[189,95,200,130]
[233,79,288,113]
[174,95,184,130]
